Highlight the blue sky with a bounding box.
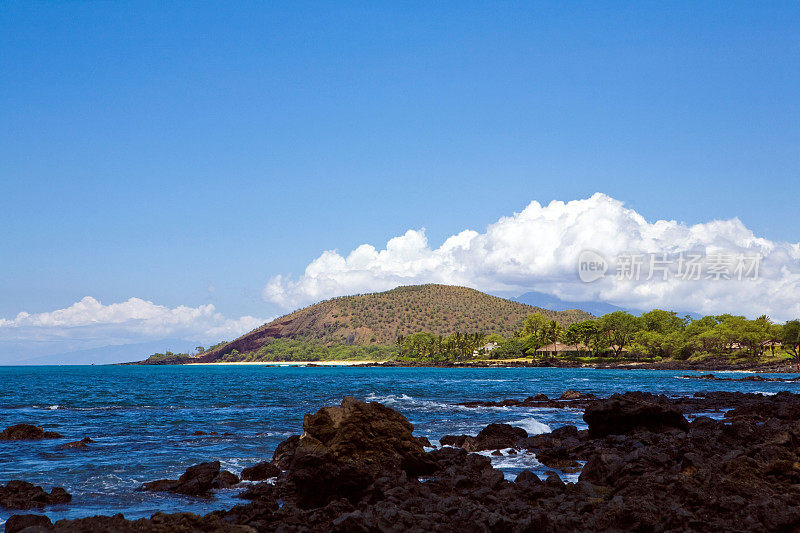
[1,2,799,358]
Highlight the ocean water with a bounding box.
[1,365,799,527]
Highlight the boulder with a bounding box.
[439,434,469,448]
[272,435,299,469]
[0,481,71,509]
[440,423,527,452]
[514,469,542,490]
[0,424,63,441]
[213,470,240,489]
[236,481,277,502]
[560,390,594,401]
[241,461,281,481]
[471,423,527,451]
[583,395,689,437]
[275,397,434,508]
[142,461,239,496]
[58,437,94,450]
[5,514,53,533]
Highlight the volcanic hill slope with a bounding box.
[193,285,592,363]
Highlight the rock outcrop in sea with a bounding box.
[0,424,62,441]
[0,481,71,510]
[141,460,239,496]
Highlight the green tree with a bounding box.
[518,313,554,355]
[639,310,685,334]
[782,320,800,361]
[521,313,550,339]
[598,311,640,357]
[564,320,601,356]
[630,330,665,360]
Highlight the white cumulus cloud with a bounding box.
[263,193,800,321]
[0,297,266,354]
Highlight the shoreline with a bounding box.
[174,358,800,373]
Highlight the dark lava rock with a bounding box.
[0,424,63,441]
[271,434,299,469]
[213,470,240,489]
[0,481,71,510]
[560,389,594,400]
[142,460,239,496]
[236,482,277,502]
[682,373,800,383]
[5,514,53,533]
[515,469,542,488]
[58,437,94,450]
[440,423,527,452]
[473,423,528,450]
[458,392,595,410]
[584,393,689,437]
[275,396,434,508]
[522,424,586,473]
[29,391,800,532]
[240,461,281,481]
[46,512,252,532]
[724,390,800,421]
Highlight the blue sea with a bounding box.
[1,365,799,528]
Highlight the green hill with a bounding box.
[188,284,592,363]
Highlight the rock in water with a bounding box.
[0,424,63,441]
[276,396,434,508]
[142,460,240,496]
[240,461,281,481]
[440,423,527,451]
[271,434,299,469]
[4,514,53,533]
[583,393,689,437]
[58,437,94,450]
[0,481,71,510]
[471,423,527,451]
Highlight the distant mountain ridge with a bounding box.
[513,291,626,316]
[512,291,704,320]
[3,338,199,366]
[194,284,592,363]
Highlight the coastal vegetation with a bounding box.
[397,309,800,365]
[216,339,397,362]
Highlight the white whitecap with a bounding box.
[508,417,551,436]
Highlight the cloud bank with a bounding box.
[0,297,265,357]
[263,193,800,321]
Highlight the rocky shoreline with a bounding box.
[130,354,800,373]
[359,356,800,373]
[3,391,800,531]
